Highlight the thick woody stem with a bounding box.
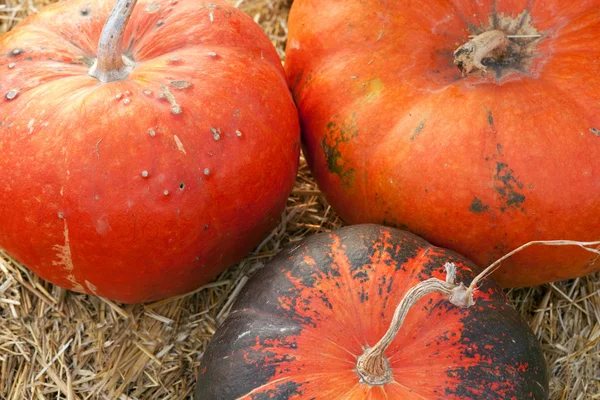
[89,0,137,82]
[356,263,474,386]
[453,30,510,75]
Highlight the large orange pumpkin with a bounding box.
[0,0,300,303]
[284,0,600,287]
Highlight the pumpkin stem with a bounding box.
[356,263,474,386]
[453,30,510,76]
[89,0,137,82]
[357,239,600,386]
[465,240,600,295]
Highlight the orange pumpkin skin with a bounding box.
[284,0,600,287]
[0,0,300,303]
[197,225,548,399]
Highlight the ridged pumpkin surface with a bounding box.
[285,0,600,287]
[197,225,548,399]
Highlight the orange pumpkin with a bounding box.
[284,0,600,287]
[0,0,300,303]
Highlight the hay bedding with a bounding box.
[0,0,598,398]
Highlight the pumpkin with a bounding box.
[0,0,300,303]
[196,224,548,399]
[284,0,600,287]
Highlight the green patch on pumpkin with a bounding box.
[321,113,359,187]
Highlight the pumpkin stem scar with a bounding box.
[88,0,137,82]
[355,263,474,386]
[453,30,510,76]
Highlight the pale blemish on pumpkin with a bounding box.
[203,3,217,22]
[52,220,83,291]
[141,170,149,178]
[94,138,103,159]
[208,52,218,57]
[204,168,211,176]
[67,275,85,292]
[160,85,182,114]
[211,127,221,141]
[145,2,160,13]
[363,77,384,100]
[237,330,252,340]
[236,130,243,137]
[173,135,187,154]
[27,119,35,134]
[8,63,15,69]
[6,90,18,100]
[95,215,112,235]
[148,128,156,137]
[123,98,131,105]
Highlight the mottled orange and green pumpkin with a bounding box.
[196,225,548,399]
[0,0,300,303]
[284,0,600,287]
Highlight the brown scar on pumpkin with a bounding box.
[170,80,192,89]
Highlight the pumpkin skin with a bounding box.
[284,0,600,287]
[0,0,300,303]
[196,225,548,399]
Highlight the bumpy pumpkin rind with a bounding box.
[0,0,300,303]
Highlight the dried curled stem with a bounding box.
[466,240,600,294]
[356,263,473,385]
[356,239,600,386]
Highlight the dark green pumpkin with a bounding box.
[196,224,548,399]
